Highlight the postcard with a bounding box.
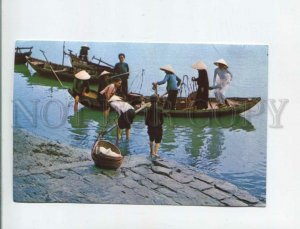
[13,40,267,206]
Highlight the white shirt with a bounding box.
[110,101,134,116]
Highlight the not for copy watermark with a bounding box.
[12,98,289,129]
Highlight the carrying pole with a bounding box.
[96,102,151,141]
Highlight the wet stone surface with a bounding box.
[13,128,264,206]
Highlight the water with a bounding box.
[14,41,268,202]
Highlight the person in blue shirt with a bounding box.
[152,65,181,110]
[114,53,129,97]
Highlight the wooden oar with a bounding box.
[40,50,65,88]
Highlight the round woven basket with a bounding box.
[91,140,123,169]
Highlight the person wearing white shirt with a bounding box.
[213,59,233,107]
[108,95,136,143]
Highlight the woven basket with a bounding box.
[91,140,123,169]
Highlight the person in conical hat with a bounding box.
[213,58,233,107]
[72,70,91,112]
[97,71,111,96]
[214,59,228,68]
[191,61,209,109]
[79,44,90,61]
[152,64,181,110]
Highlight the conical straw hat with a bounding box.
[100,70,110,76]
[108,95,123,103]
[75,70,91,80]
[192,60,207,70]
[81,44,90,49]
[214,58,228,67]
[160,64,176,74]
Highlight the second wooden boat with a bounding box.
[15,47,33,64]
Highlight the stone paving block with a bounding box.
[189,180,212,191]
[170,171,194,184]
[121,178,141,189]
[214,180,239,194]
[152,159,178,169]
[132,185,178,205]
[177,166,198,176]
[83,174,114,187]
[203,188,232,200]
[146,174,185,192]
[156,187,178,198]
[139,178,159,190]
[221,197,249,207]
[186,190,223,206]
[172,195,199,206]
[151,165,172,176]
[122,155,152,168]
[131,166,153,176]
[233,190,260,204]
[124,169,147,181]
[194,173,216,184]
[70,165,102,176]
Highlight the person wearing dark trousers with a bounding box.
[114,53,129,97]
[71,70,90,112]
[145,94,164,159]
[191,60,209,109]
[152,64,181,110]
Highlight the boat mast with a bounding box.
[62,41,65,66]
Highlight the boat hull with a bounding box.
[68,88,261,118]
[26,57,100,83]
[148,97,262,118]
[68,89,143,111]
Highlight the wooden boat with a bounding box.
[26,56,77,82]
[145,96,261,118]
[26,56,101,83]
[65,50,114,77]
[15,47,33,64]
[68,88,143,111]
[67,86,261,117]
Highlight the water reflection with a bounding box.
[67,107,119,146]
[66,105,255,167]
[156,115,255,169]
[14,64,31,77]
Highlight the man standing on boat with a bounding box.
[213,59,233,107]
[152,65,181,110]
[79,44,90,62]
[114,53,129,97]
